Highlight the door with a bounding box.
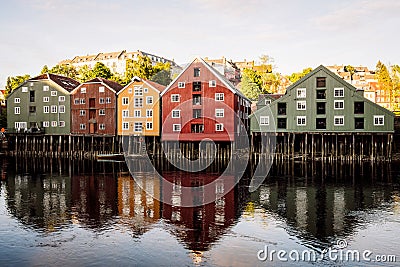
[89,123,97,134]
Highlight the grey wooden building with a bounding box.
[7,74,79,134]
[250,65,395,160]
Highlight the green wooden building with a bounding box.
[7,74,80,134]
[250,65,395,160]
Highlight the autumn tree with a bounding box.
[125,55,171,82]
[43,64,78,79]
[239,69,263,100]
[344,65,356,83]
[150,69,172,86]
[390,64,400,111]
[287,67,313,83]
[376,61,393,109]
[5,75,31,96]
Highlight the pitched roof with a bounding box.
[29,73,80,92]
[84,77,123,92]
[144,79,166,92]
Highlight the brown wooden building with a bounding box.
[71,77,123,135]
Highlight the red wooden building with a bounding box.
[161,57,251,146]
[71,77,123,135]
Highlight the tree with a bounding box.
[77,65,95,82]
[287,67,312,83]
[125,55,171,82]
[150,69,172,86]
[240,69,263,100]
[48,64,78,79]
[344,65,356,83]
[5,75,31,97]
[40,65,49,74]
[0,108,6,128]
[91,62,113,79]
[390,64,400,111]
[376,61,393,109]
[77,63,113,82]
[261,72,281,94]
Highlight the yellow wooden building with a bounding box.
[117,77,165,136]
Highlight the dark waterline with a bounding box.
[0,157,399,266]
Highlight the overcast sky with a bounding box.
[1,0,399,87]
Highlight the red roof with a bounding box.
[85,77,123,92]
[30,73,80,92]
[144,79,166,92]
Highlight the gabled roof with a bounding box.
[117,76,165,95]
[82,77,123,93]
[145,79,166,92]
[160,57,250,101]
[29,73,80,92]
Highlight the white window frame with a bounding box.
[79,110,85,116]
[296,88,306,98]
[51,121,58,127]
[74,98,80,105]
[51,105,57,113]
[146,109,153,118]
[122,122,129,130]
[59,105,65,113]
[51,91,57,96]
[171,94,180,102]
[260,116,269,126]
[146,96,153,105]
[215,123,224,131]
[99,86,105,93]
[172,109,181,118]
[265,99,271,105]
[134,110,141,118]
[134,122,142,132]
[215,109,224,118]
[209,80,216,87]
[173,124,181,132]
[134,98,143,108]
[15,122,27,129]
[106,97,111,103]
[43,106,49,113]
[144,88,148,93]
[14,107,20,114]
[215,93,224,101]
[297,116,307,126]
[373,115,384,126]
[80,87,86,94]
[146,122,153,130]
[334,100,344,110]
[122,97,129,105]
[80,99,85,105]
[99,109,105,116]
[14,98,20,104]
[334,116,344,126]
[59,121,65,127]
[122,110,129,118]
[43,96,50,102]
[99,124,105,130]
[43,121,49,128]
[296,101,306,110]
[334,88,344,97]
[58,96,65,102]
[134,88,143,96]
[178,82,185,88]
[43,86,49,91]
[99,98,105,104]
[80,123,86,130]
[22,87,28,92]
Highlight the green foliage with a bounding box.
[40,65,49,74]
[390,64,400,111]
[261,72,281,94]
[344,65,355,81]
[77,65,95,82]
[91,62,113,79]
[287,67,312,83]
[125,55,171,82]
[48,64,78,79]
[150,69,172,86]
[77,63,114,82]
[240,69,263,100]
[5,75,31,97]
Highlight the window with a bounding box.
[209,80,216,87]
[99,86,105,93]
[171,94,180,102]
[51,121,58,127]
[99,109,105,116]
[122,97,129,105]
[278,103,286,115]
[297,101,306,110]
[134,98,143,107]
[122,110,129,118]
[277,118,286,129]
[173,124,181,132]
[43,121,49,128]
[374,115,384,126]
[74,98,80,105]
[146,122,153,130]
[215,93,224,101]
[355,118,364,129]
[122,122,129,130]
[146,96,153,105]
[317,102,326,114]
[193,109,201,119]
[316,118,326,129]
[334,100,344,109]
[193,94,201,105]
[58,96,65,102]
[215,123,223,131]
[43,106,49,113]
[144,88,148,93]
[193,81,201,91]
[265,99,271,105]
[260,116,269,125]
[80,110,86,116]
[59,105,65,113]
[106,97,111,103]
[59,121,65,127]
[128,88,132,94]
[134,122,142,132]
[15,122,27,129]
[134,88,143,96]
[80,88,86,94]
[178,82,185,88]
[99,124,105,130]
[29,106,36,114]
[297,88,306,98]
[146,109,153,118]
[43,86,49,91]
[354,102,364,114]
[51,105,57,113]
[30,91,35,102]
[194,67,200,77]
[316,90,326,99]
[297,116,306,126]
[172,110,181,118]
[316,77,326,88]
[334,88,344,97]
[51,91,57,96]
[14,98,20,103]
[80,99,85,104]
[215,109,224,118]
[22,87,28,92]
[191,124,204,133]
[134,110,141,118]
[99,98,105,104]
[334,116,344,126]
[80,124,86,130]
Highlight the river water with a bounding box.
[0,157,399,266]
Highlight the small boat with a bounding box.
[96,153,125,161]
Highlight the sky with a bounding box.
[1,0,399,88]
